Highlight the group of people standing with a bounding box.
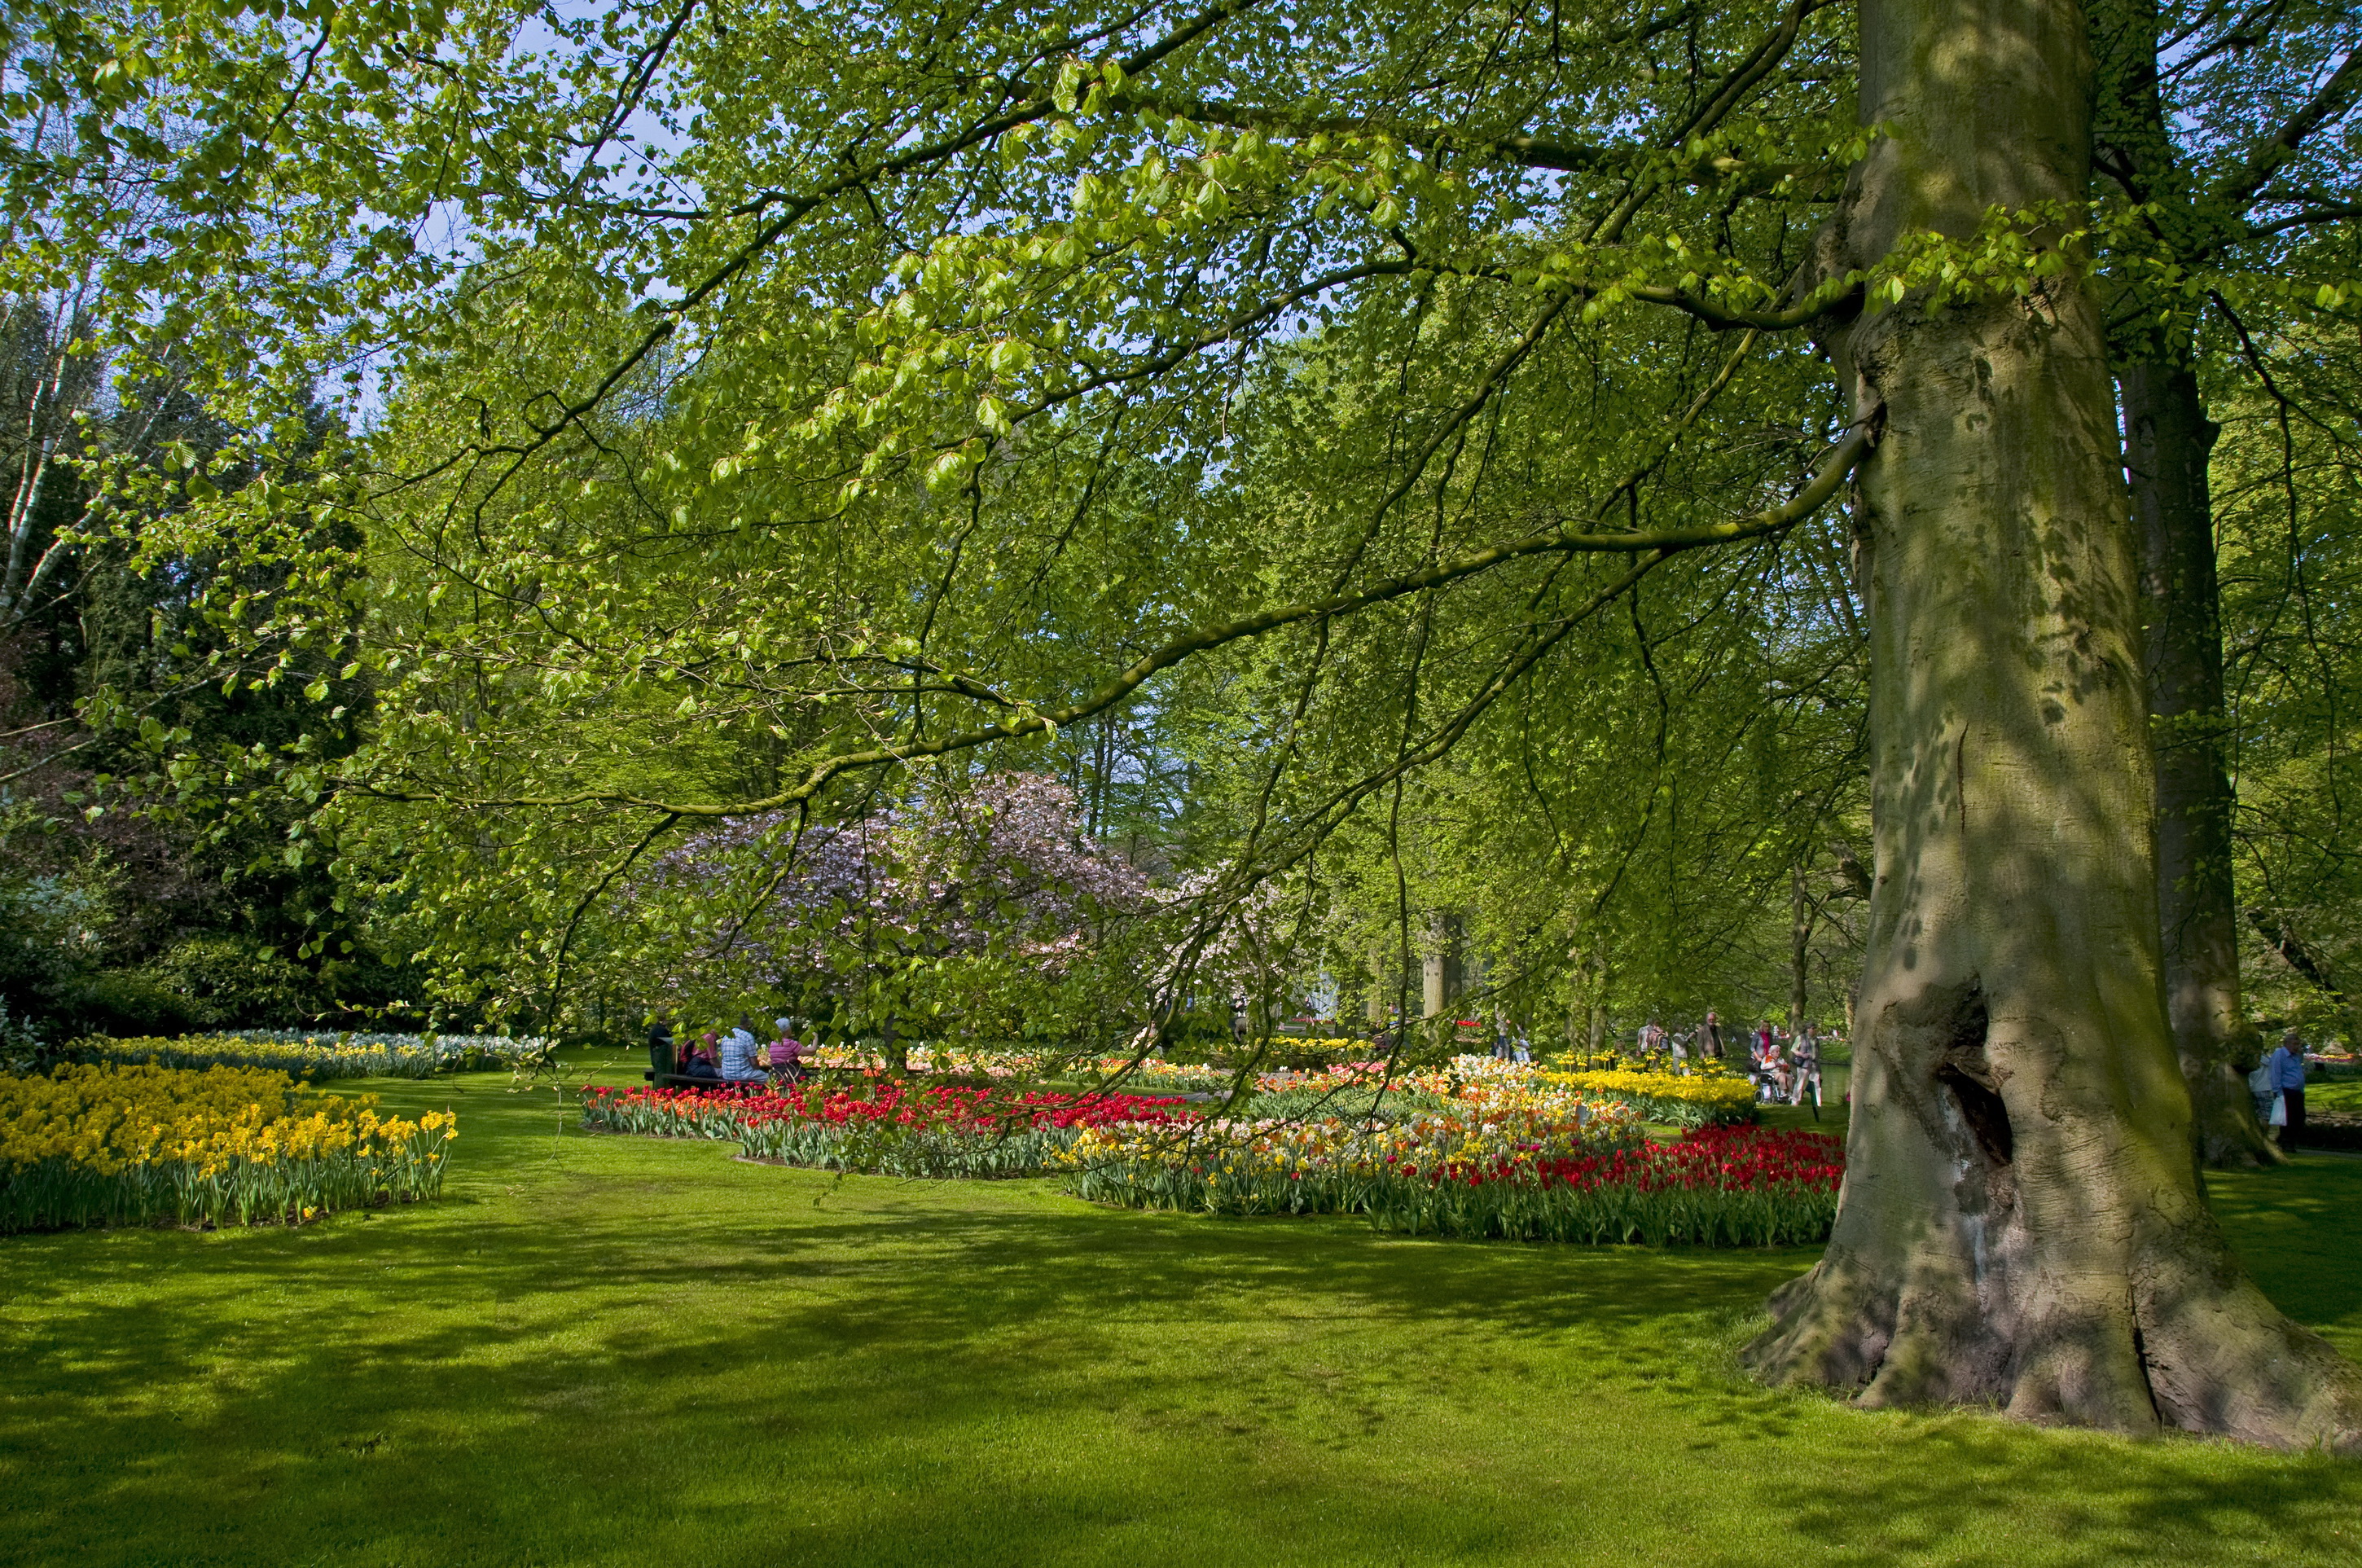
[1635,1010,1826,1110]
[649,1014,809,1087]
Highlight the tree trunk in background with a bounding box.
[2087,0,2276,1166]
[2123,361,2277,1166]
[1746,0,2360,1447]
[1790,863,1812,1030]
[1420,911,1463,1046]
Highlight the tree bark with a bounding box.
[1790,861,1812,1030]
[1420,911,1463,1042]
[1745,0,2362,1447]
[2086,0,2276,1167]
[2123,361,2277,1166]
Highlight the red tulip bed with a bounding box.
[582,1082,1845,1245]
[577,1081,1196,1179]
[1362,1127,1846,1245]
[1066,1123,1847,1247]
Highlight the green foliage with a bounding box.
[5,1,2352,1048]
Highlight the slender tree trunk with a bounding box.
[1587,952,1609,1056]
[1747,0,2361,1447]
[1790,862,1812,1030]
[1420,911,1463,1045]
[2123,362,2277,1165]
[2086,0,2276,1167]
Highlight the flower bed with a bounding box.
[577,1080,1195,1179]
[1536,1067,1760,1127]
[1214,1056,1758,1127]
[1065,1119,1842,1247]
[0,1063,457,1232]
[1060,1087,1643,1214]
[76,1031,547,1080]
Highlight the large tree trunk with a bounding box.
[2123,361,2277,1166]
[1746,0,2362,1447]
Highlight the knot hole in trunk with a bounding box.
[1933,986,2013,1167]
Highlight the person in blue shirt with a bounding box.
[719,1014,769,1087]
[2268,1030,2311,1152]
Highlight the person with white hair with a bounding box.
[768,1017,808,1079]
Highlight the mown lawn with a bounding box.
[1,1060,2357,1568]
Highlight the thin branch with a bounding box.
[367,424,1872,817]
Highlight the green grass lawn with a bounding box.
[2,1056,2358,1568]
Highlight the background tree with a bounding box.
[2088,0,2359,1166]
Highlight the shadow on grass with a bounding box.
[2,1077,2358,1567]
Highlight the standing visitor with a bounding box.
[2270,1030,2310,1152]
[2248,1056,2278,1129]
[1669,1028,1690,1075]
[1699,1009,1724,1062]
[1512,1023,1531,1065]
[1790,1027,1822,1117]
[1492,1011,1516,1061]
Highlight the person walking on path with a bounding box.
[2269,1030,2310,1152]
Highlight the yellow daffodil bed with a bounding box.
[0,1063,456,1232]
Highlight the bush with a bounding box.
[56,969,209,1038]
[139,936,327,1029]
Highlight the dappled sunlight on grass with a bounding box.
[0,1070,2355,1566]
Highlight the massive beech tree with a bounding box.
[1739,0,2360,1442]
[23,1,2362,1443]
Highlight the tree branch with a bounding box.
[2215,48,2362,209]
[367,424,1872,817]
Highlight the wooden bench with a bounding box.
[639,1072,779,1092]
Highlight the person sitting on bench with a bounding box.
[684,1034,723,1080]
[647,1016,678,1081]
[719,1015,769,1086]
[768,1018,808,1081]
